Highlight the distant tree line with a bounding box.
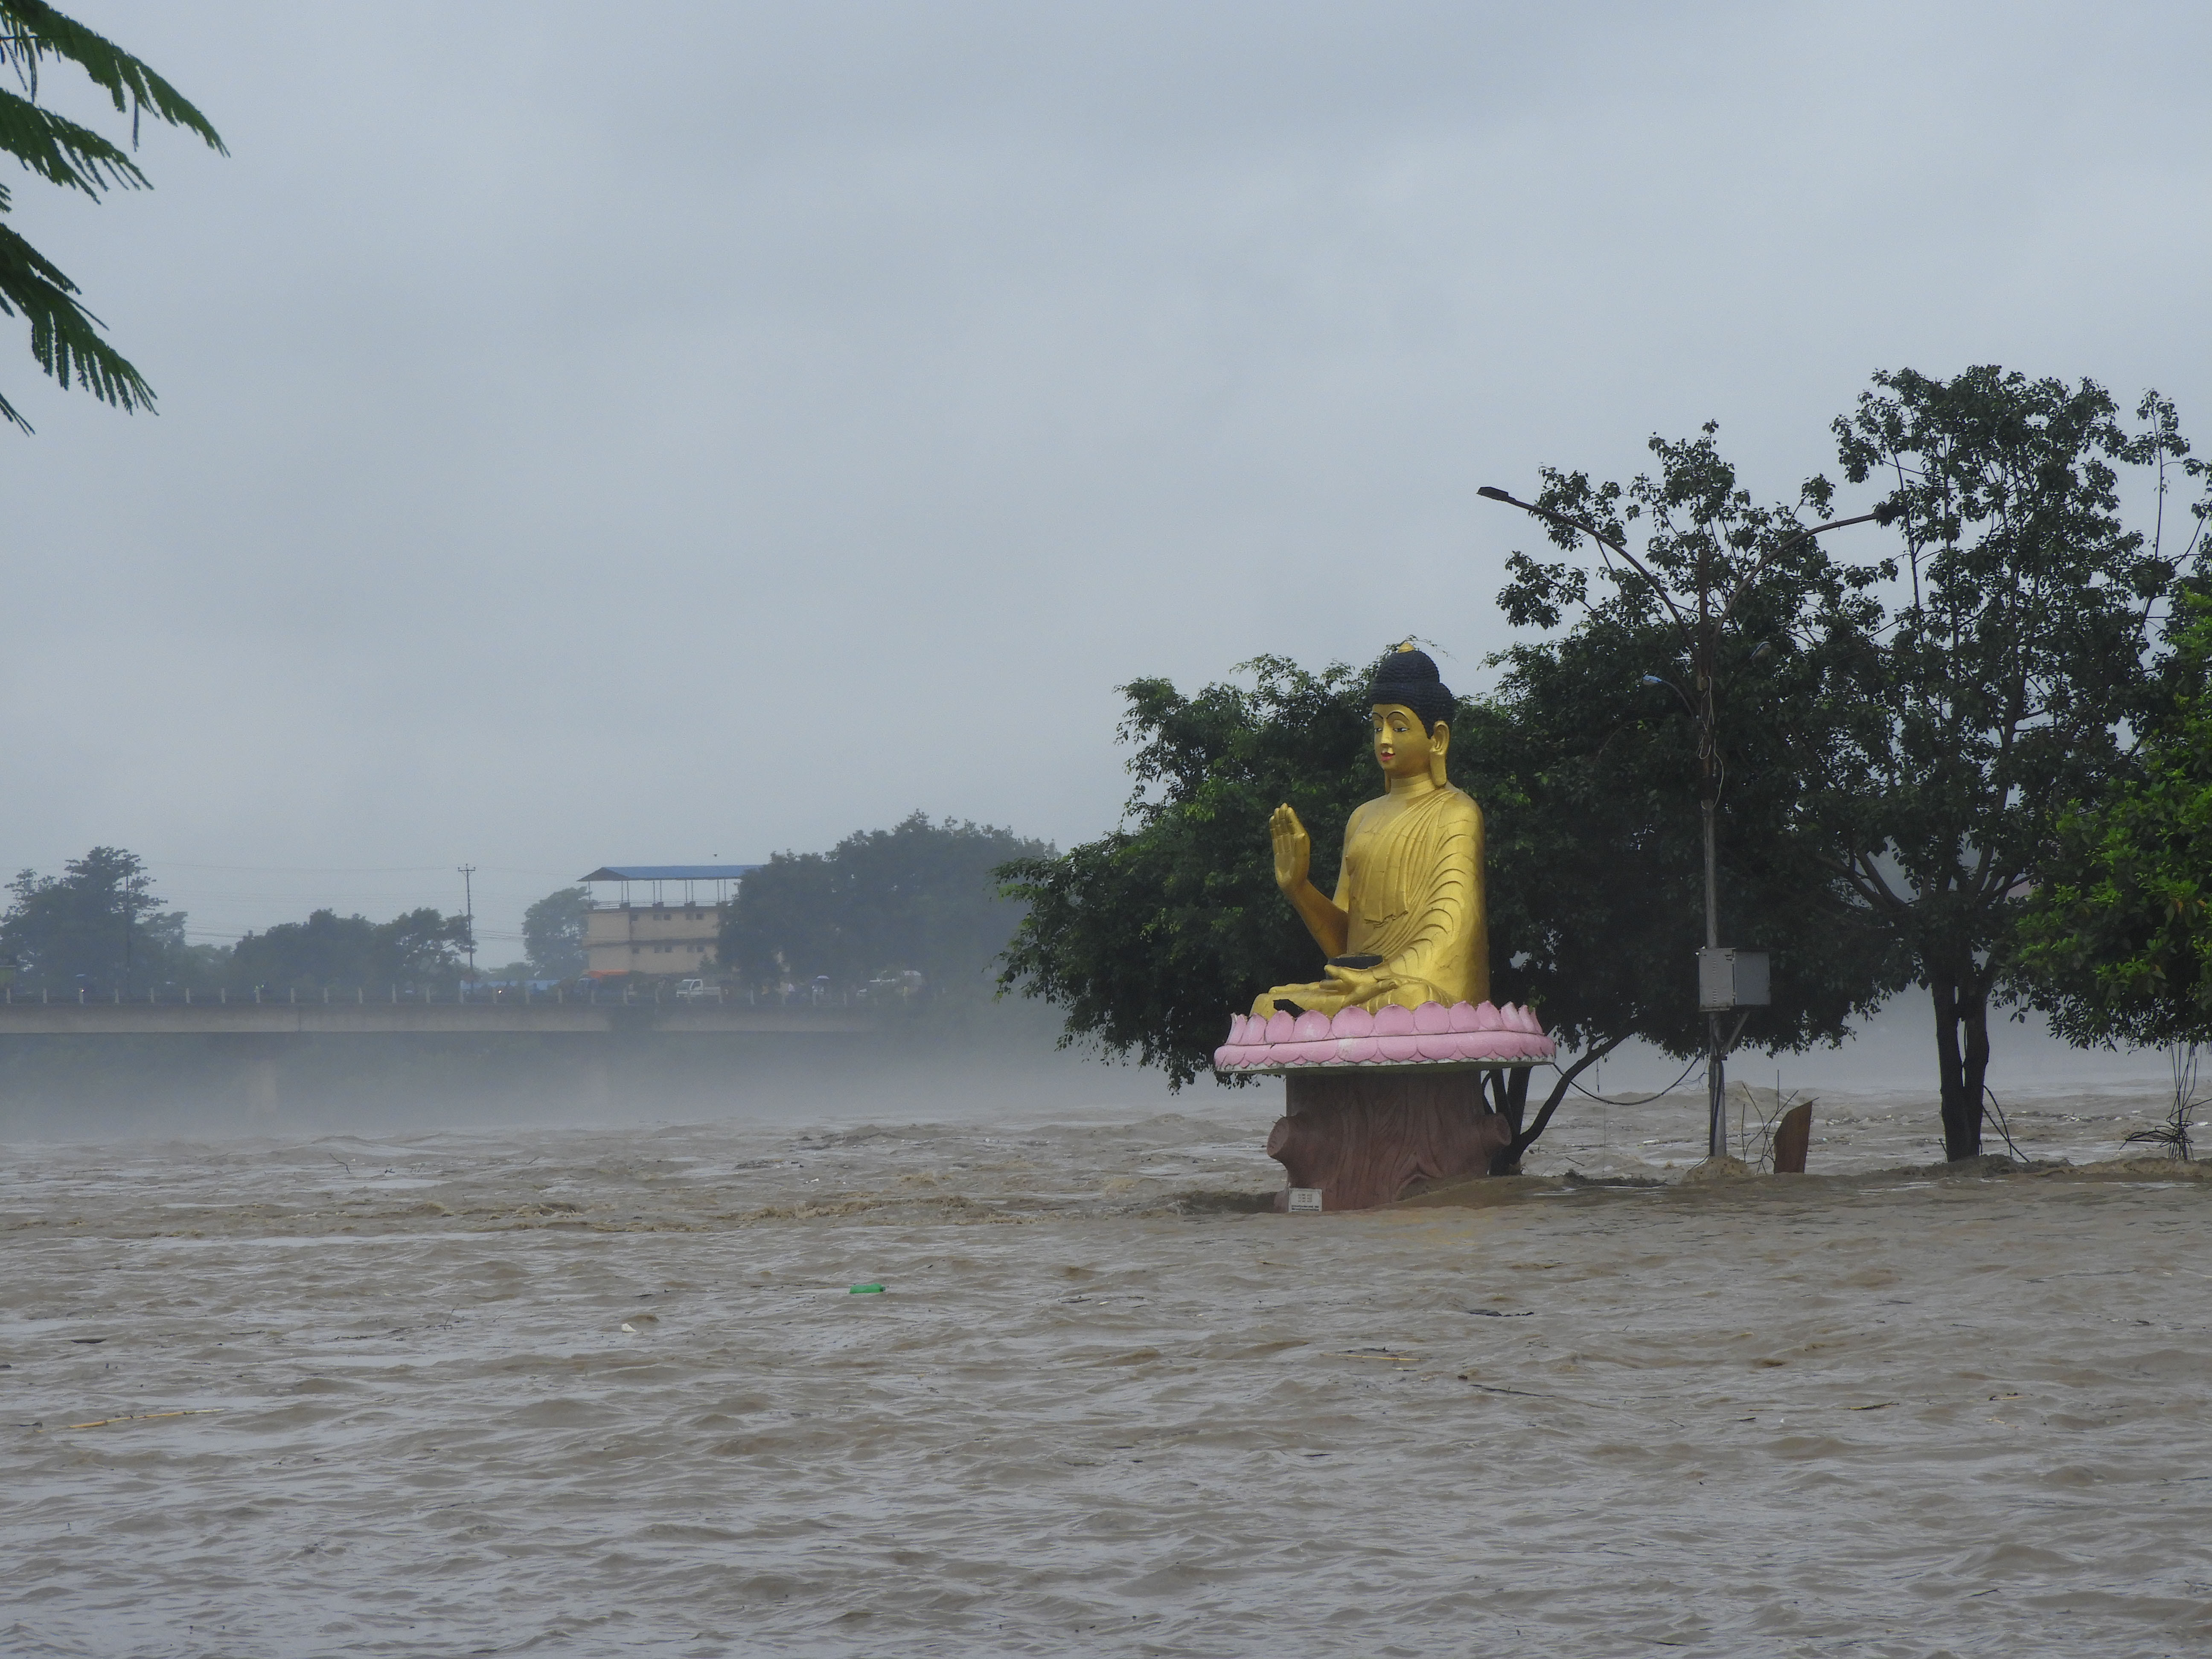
[720,812,1052,1003]
[999,365,2212,1164]
[0,849,477,995]
[3,815,1055,1004]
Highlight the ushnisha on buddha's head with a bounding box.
[1369,643,1454,789]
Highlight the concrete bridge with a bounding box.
[0,996,888,1124]
[0,1001,873,1036]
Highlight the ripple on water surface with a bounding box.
[3,1088,2209,1657]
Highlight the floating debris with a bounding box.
[53,1409,225,1431]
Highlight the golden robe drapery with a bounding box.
[1253,784,1489,1017]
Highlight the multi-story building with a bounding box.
[579,864,759,977]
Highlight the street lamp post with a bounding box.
[1643,668,1738,1155]
[1478,485,1874,1161]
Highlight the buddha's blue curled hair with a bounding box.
[1368,646,1455,734]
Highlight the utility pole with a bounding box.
[457,864,477,980]
[1479,485,1873,1162]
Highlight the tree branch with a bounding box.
[1717,511,1884,628]
[1479,486,1696,643]
[1494,1036,1627,1173]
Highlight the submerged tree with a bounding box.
[998,658,1374,1087]
[1806,370,2194,1159]
[0,0,225,431]
[2017,592,2212,1055]
[999,615,1898,1168]
[1483,423,1904,1161]
[1003,374,2198,1168]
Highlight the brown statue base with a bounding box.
[1267,1068,1512,1211]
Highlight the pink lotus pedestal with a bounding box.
[1214,1001,1554,1211]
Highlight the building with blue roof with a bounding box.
[579,864,761,977]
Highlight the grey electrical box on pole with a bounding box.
[1697,948,1770,1011]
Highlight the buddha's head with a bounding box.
[1369,644,1454,786]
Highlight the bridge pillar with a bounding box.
[581,1044,614,1112]
[244,1050,280,1119]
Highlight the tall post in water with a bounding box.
[1703,799,1726,1159]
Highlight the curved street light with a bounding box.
[1482,483,1878,1159]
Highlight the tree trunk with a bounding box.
[1483,1067,1531,1155]
[1930,974,1991,1160]
[1269,1069,1511,1210]
[1489,1038,1624,1175]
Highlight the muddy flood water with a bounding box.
[5,1078,2209,1657]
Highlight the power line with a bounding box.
[147,871,588,885]
[1561,1054,1703,1106]
[148,862,462,874]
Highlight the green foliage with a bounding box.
[1499,422,1859,637]
[522,885,590,978]
[229,907,475,992]
[1806,368,2199,1157]
[998,624,1900,1124]
[0,0,223,431]
[998,379,2199,1165]
[1490,424,1906,1048]
[723,812,1052,1001]
[1,846,188,990]
[997,657,1375,1087]
[2018,595,2212,1049]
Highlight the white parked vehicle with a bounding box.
[675,978,719,1003]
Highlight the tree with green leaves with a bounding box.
[1487,423,1905,1158]
[998,657,1375,1087]
[2016,592,2212,1053]
[228,907,475,992]
[1004,373,2200,1167]
[999,617,1900,1169]
[0,844,186,990]
[1805,369,2195,1160]
[0,0,223,431]
[523,885,590,978]
[724,812,1051,1001]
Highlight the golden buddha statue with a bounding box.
[1253,644,1489,1018]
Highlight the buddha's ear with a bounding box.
[1429,722,1450,786]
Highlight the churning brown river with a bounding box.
[6,1077,2210,1657]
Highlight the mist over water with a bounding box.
[4,1029,2207,1658]
[4,1,2207,1650]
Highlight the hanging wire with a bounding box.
[1562,1054,1703,1106]
[1980,1085,2026,1162]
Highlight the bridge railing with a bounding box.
[0,983,798,1010]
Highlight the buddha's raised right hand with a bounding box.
[1269,803,1310,891]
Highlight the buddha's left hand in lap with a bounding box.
[1321,963,1394,1005]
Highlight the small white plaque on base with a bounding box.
[1286,1187,1323,1213]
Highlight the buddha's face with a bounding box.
[1371,703,1444,780]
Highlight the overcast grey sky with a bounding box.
[4,1,2208,958]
